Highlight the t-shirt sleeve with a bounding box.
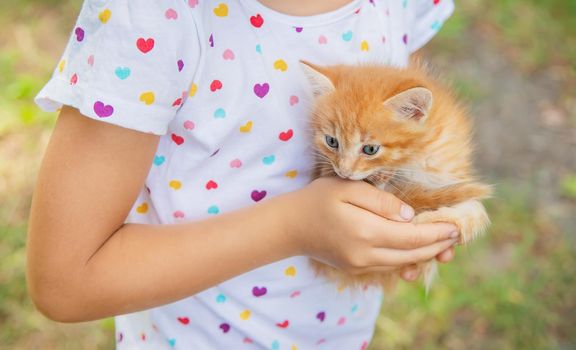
[34,0,202,136]
[408,0,455,53]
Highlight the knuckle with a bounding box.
[408,231,423,249]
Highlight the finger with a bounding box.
[435,247,455,263]
[339,180,415,222]
[371,220,459,249]
[369,238,458,266]
[400,264,419,281]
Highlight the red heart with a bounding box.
[250,14,264,28]
[279,129,293,141]
[70,73,78,85]
[210,79,223,92]
[171,133,184,145]
[177,317,189,325]
[276,320,289,328]
[206,180,218,190]
[136,38,155,53]
[433,0,441,4]
[172,97,182,107]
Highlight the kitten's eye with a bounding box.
[362,145,380,155]
[325,135,339,149]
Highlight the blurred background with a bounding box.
[1,0,575,349]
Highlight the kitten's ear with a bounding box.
[383,87,433,123]
[299,60,336,97]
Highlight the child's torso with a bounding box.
[119,1,411,348]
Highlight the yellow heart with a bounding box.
[139,92,155,105]
[273,59,288,72]
[360,40,369,52]
[337,283,347,293]
[169,180,181,190]
[99,9,112,23]
[136,202,148,214]
[240,310,251,320]
[58,59,66,73]
[239,121,253,133]
[284,266,296,277]
[285,170,298,179]
[213,3,228,17]
[189,83,198,97]
[291,346,298,350]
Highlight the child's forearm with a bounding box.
[45,194,298,322]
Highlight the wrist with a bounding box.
[263,190,305,258]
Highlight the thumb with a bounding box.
[340,180,414,222]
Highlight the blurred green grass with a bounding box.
[1,0,575,349]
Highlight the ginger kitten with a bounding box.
[301,60,492,291]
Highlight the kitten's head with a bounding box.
[301,61,434,182]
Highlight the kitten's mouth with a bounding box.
[364,173,394,186]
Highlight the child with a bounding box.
[28,0,456,348]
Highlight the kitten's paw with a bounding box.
[413,200,490,244]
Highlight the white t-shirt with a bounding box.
[35,0,454,348]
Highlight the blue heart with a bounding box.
[216,294,226,303]
[351,304,358,313]
[208,205,220,215]
[153,155,165,166]
[168,339,176,347]
[115,67,131,80]
[214,108,226,118]
[262,155,275,165]
[402,0,408,8]
[256,44,262,53]
[342,30,353,42]
[271,340,280,350]
[431,20,442,31]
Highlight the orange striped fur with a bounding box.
[302,60,492,292]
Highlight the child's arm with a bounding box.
[27,106,458,322]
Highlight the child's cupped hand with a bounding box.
[283,177,459,281]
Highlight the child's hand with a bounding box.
[284,177,459,278]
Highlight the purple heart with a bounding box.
[294,26,303,33]
[177,59,184,72]
[316,311,325,322]
[219,323,230,333]
[251,190,267,202]
[253,83,269,98]
[209,33,214,47]
[75,27,84,41]
[402,34,408,45]
[252,286,267,297]
[93,101,114,118]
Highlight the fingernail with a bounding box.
[400,204,414,220]
[450,231,459,238]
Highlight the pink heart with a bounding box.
[222,49,235,60]
[188,0,198,8]
[230,159,242,168]
[173,210,184,218]
[318,35,327,44]
[93,101,114,118]
[290,291,301,298]
[165,8,178,20]
[183,120,195,130]
[87,55,94,66]
[337,317,346,326]
[253,83,269,98]
[289,95,299,106]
